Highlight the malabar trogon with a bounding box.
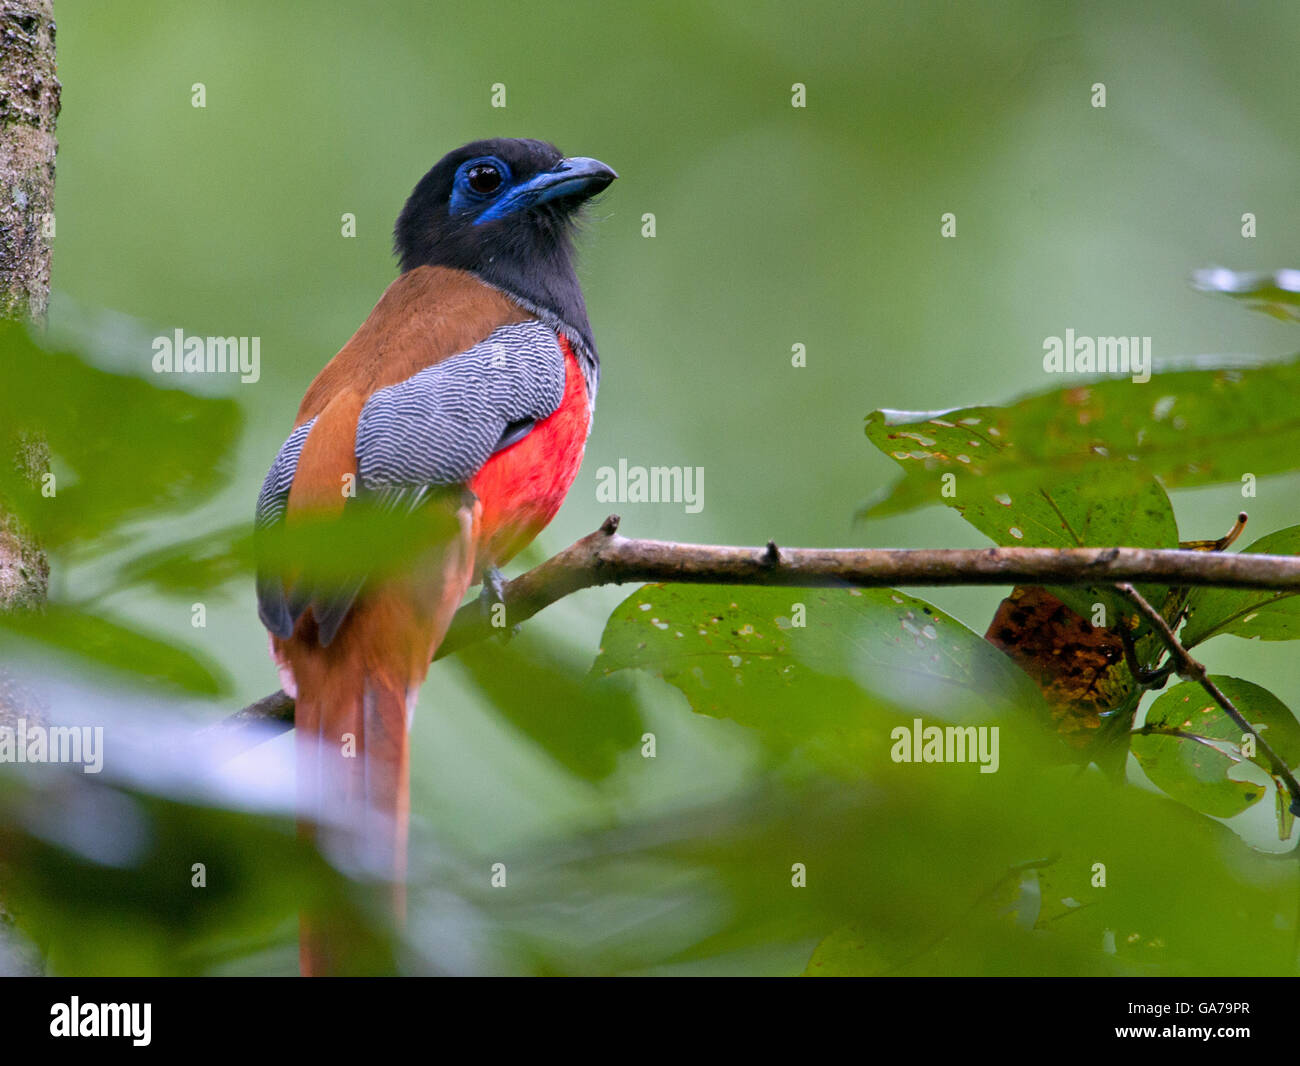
[253,138,616,975]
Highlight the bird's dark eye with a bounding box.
[466,164,502,195]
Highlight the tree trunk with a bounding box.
[0,0,57,608]
[0,0,58,976]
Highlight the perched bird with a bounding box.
[253,138,616,975]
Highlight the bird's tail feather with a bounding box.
[289,502,478,976]
[295,667,412,976]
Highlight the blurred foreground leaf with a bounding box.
[0,775,384,975]
[0,604,228,695]
[454,630,643,782]
[1192,267,1300,323]
[113,523,253,598]
[0,324,241,549]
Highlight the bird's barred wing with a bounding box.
[254,417,316,637]
[355,319,565,491]
[255,319,565,643]
[255,417,317,532]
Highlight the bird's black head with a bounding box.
[394,138,616,357]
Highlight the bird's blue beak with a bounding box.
[475,157,617,224]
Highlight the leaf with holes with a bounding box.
[592,584,1047,767]
[962,473,1178,625]
[946,473,1176,556]
[1131,678,1300,826]
[862,357,1300,518]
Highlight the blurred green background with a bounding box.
[5,0,1298,974]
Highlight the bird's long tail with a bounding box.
[294,664,412,975]
[283,506,477,976]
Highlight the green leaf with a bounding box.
[948,474,1178,554]
[1131,678,1300,823]
[951,472,1177,623]
[863,357,1300,518]
[1192,267,1300,323]
[454,631,644,782]
[802,922,891,976]
[113,524,255,597]
[117,501,500,603]
[1,780,379,975]
[0,604,228,695]
[592,584,1046,762]
[1181,526,1300,646]
[253,502,470,593]
[0,324,242,548]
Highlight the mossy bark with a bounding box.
[0,0,57,610]
[0,0,58,320]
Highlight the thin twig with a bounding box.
[1117,623,1176,689]
[1114,582,1300,816]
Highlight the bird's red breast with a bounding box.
[470,333,591,571]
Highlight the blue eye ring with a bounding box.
[452,156,511,214]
